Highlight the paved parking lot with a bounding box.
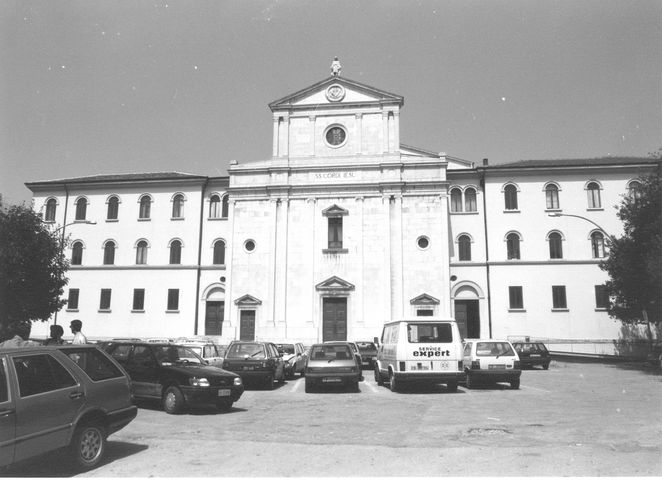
[4,359,662,477]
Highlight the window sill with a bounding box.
[594,308,608,312]
[503,209,520,213]
[98,309,112,313]
[450,211,479,215]
[586,208,604,212]
[508,308,526,312]
[105,219,118,223]
[551,308,569,312]
[137,218,151,222]
[545,209,562,213]
[66,309,79,312]
[170,217,185,221]
[43,220,56,224]
[131,309,145,313]
[166,310,180,314]
[73,219,89,223]
[207,217,228,221]
[323,248,349,254]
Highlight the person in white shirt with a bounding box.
[70,319,88,344]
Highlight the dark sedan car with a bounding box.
[512,342,551,370]
[102,341,244,413]
[221,341,286,389]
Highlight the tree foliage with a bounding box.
[600,162,662,327]
[0,203,69,338]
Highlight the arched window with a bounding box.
[450,188,463,213]
[587,182,601,209]
[545,184,560,210]
[465,188,477,212]
[506,233,521,260]
[209,194,221,218]
[458,235,472,261]
[172,194,184,218]
[75,198,87,221]
[591,232,606,258]
[139,196,151,219]
[548,232,563,259]
[504,184,518,210]
[71,241,83,265]
[221,194,229,218]
[45,199,57,222]
[169,240,182,265]
[107,196,119,220]
[628,180,642,199]
[213,240,226,265]
[136,240,148,264]
[103,241,116,265]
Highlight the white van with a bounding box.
[373,317,465,392]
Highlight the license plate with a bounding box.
[489,364,506,370]
[322,378,342,383]
[217,389,231,397]
[243,366,254,370]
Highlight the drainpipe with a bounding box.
[193,179,209,335]
[480,159,493,338]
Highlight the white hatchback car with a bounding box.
[462,339,521,389]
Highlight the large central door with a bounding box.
[205,301,224,336]
[239,310,256,341]
[322,297,347,341]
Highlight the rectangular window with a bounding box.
[167,289,179,311]
[328,217,343,249]
[132,289,145,311]
[552,285,567,309]
[509,286,523,309]
[67,289,80,310]
[99,289,112,310]
[595,285,609,309]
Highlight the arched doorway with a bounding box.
[203,285,225,336]
[452,283,483,339]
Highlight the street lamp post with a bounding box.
[547,212,614,241]
[51,220,96,325]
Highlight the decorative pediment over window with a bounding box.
[315,276,355,293]
[410,293,440,305]
[234,294,262,306]
[322,205,349,217]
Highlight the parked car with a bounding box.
[0,345,137,470]
[102,341,243,413]
[275,342,307,378]
[463,339,521,389]
[221,341,285,389]
[174,338,225,368]
[324,341,363,374]
[305,343,362,393]
[512,342,551,370]
[355,341,378,368]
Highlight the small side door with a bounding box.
[0,356,16,467]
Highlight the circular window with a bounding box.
[244,239,256,253]
[220,276,226,283]
[324,125,347,148]
[417,236,430,250]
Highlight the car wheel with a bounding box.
[374,364,384,386]
[216,399,233,412]
[543,363,550,370]
[466,373,474,389]
[163,386,185,414]
[446,381,458,393]
[265,374,275,390]
[389,371,398,392]
[510,378,520,389]
[278,368,286,384]
[71,423,106,470]
[351,382,360,393]
[304,379,313,393]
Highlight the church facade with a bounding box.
[26,70,660,356]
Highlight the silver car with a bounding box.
[304,343,361,393]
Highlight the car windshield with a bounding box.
[153,345,204,365]
[357,342,376,352]
[515,343,547,353]
[276,344,295,354]
[476,342,515,357]
[310,345,353,361]
[226,343,266,359]
[407,323,453,343]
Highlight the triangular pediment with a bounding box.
[315,276,355,292]
[410,293,440,305]
[234,294,262,306]
[322,204,349,217]
[269,76,403,111]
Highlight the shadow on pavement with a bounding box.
[1,441,148,478]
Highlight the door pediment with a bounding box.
[315,276,355,293]
[410,293,440,305]
[234,294,262,306]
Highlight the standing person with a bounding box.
[0,322,38,348]
[70,319,88,344]
[44,324,65,345]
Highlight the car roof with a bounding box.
[0,344,100,354]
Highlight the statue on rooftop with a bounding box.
[331,56,341,76]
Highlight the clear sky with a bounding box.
[1,0,660,205]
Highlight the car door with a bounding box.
[11,352,83,463]
[128,345,161,399]
[0,356,16,467]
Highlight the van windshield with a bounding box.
[407,323,453,343]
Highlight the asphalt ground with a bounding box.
[3,359,662,477]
